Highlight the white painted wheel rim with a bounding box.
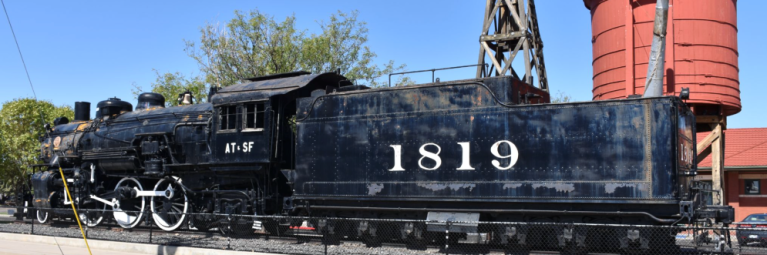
[36,210,48,224]
[79,206,105,227]
[151,177,188,231]
[112,177,145,228]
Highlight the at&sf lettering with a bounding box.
[224,141,255,154]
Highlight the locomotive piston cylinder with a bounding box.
[144,159,163,176]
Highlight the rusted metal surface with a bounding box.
[584,0,740,116]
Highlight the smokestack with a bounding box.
[642,0,669,98]
[74,101,91,121]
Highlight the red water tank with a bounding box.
[584,0,740,116]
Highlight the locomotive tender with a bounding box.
[30,71,732,246]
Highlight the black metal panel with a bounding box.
[78,103,213,168]
[31,171,55,208]
[209,102,272,164]
[210,73,347,105]
[294,77,687,205]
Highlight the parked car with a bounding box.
[736,213,767,246]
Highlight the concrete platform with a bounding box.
[0,232,277,255]
[0,214,16,222]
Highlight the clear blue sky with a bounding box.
[1,1,765,128]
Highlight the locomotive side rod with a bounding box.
[298,205,679,224]
[89,185,173,207]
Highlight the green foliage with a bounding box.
[298,11,412,87]
[142,9,410,100]
[0,98,73,192]
[132,70,207,107]
[550,90,572,103]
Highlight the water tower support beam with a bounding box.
[696,116,727,206]
[477,0,548,92]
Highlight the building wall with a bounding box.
[728,171,767,221]
[698,170,767,222]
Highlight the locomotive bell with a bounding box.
[178,90,194,105]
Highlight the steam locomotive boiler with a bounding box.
[30,71,732,249]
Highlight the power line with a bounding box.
[2,0,45,124]
[2,0,53,219]
[2,0,38,101]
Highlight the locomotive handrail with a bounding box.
[387,64,488,87]
[134,132,171,137]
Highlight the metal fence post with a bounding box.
[30,210,34,235]
[227,214,231,250]
[444,221,451,255]
[324,217,328,255]
[148,209,153,243]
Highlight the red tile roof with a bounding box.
[697,128,767,168]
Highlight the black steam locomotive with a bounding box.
[30,71,732,246]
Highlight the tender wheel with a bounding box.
[218,216,255,236]
[362,234,382,248]
[188,216,211,232]
[36,209,49,224]
[112,177,145,228]
[151,177,189,231]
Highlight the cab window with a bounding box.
[243,102,265,131]
[219,105,237,131]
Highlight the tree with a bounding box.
[0,99,73,193]
[298,11,412,87]
[138,9,410,101]
[550,91,572,103]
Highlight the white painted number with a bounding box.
[491,140,519,170]
[388,140,519,171]
[418,143,442,170]
[680,143,693,165]
[456,142,475,170]
[389,145,405,171]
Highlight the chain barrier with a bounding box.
[2,207,766,254]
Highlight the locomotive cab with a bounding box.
[210,72,349,165]
[209,71,350,213]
